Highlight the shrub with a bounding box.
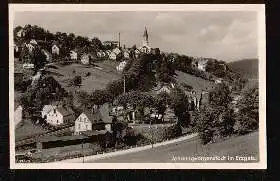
[86,72,91,77]
[216,109,236,138]
[195,107,217,144]
[234,86,259,135]
[165,124,182,139]
[73,75,82,86]
[234,115,258,135]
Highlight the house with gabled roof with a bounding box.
[51,41,60,55]
[197,58,209,71]
[45,106,75,126]
[70,50,78,60]
[16,28,25,38]
[81,52,97,65]
[116,60,127,72]
[123,49,130,59]
[74,103,113,135]
[41,101,61,119]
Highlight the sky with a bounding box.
[14,11,258,62]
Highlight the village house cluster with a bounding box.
[14,27,163,73]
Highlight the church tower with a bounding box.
[142,26,149,47]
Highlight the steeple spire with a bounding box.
[142,26,149,47]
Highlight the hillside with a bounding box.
[174,70,215,96]
[45,61,121,94]
[228,59,258,79]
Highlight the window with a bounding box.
[78,124,81,129]
[57,120,59,124]
[85,125,88,130]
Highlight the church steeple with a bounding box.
[142,26,149,47]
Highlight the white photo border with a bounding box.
[9,4,266,169]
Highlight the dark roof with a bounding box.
[57,106,75,117]
[81,130,109,137]
[82,103,112,124]
[51,41,60,47]
[38,135,87,143]
[83,109,102,123]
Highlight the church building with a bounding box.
[139,27,152,54]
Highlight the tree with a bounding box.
[152,93,169,122]
[90,90,111,107]
[209,82,232,108]
[32,46,47,70]
[77,91,90,108]
[169,88,190,127]
[112,121,128,146]
[235,86,259,135]
[217,109,236,137]
[123,127,137,146]
[73,75,82,87]
[196,106,218,144]
[91,37,102,50]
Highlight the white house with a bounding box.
[105,50,112,57]
[74,104,112,134]
[22,63,34,69]
[123,50,130,59]
[116,61,127,72]
[41,49,52,62]
[14,105,23,128]
[109,52,117,60]
[45,106,75,126]
[139,45,151,54]
[81,53,95,65]
[41,104,57,118]
[215,78,223,84]
[25,43,35,54]
[30,39,38,45]
[52,44,60,55]
[197,59,209,71]
[113,47,121,55]
[97,51,107,59]
[70,50,78,60]
[74,112,92,134]
[14,45,19,53]
[134,48,141,55]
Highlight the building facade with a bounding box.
[70,50,78,60]
[45,107,75,126]
[14,105,23,129]
[52,44,60,55]
[139,27,151,54]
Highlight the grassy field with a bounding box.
[46,61,122,93]
[15,119,47,141]
[174,70,215,93]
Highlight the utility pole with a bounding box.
[118,32,121,48]
[123,74,126,94]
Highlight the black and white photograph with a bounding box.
[9,4,266,169]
